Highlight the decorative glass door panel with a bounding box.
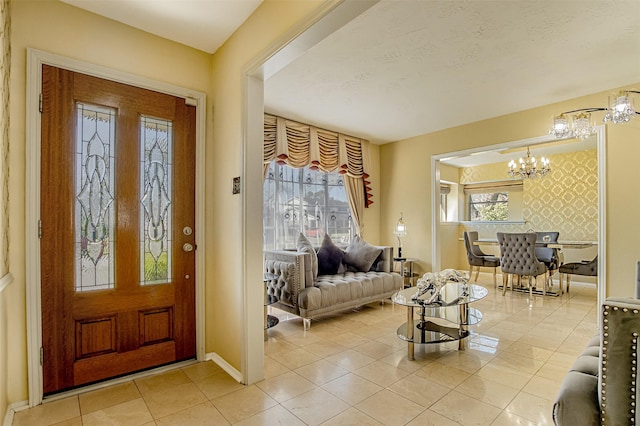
[75,103,116,291]
[140,116,173,285]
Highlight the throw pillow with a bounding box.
[297,233,318,281]
[343,235,383,272]
[317,234,344,275]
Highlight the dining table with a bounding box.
[472,239,596,249]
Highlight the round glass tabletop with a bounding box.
[392,283,488,308]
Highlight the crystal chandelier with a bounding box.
[550,90,639,140]
[507,147,551,179]
[604,90,637,123]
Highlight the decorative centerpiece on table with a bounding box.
[411,269,470,307]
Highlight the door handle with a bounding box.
[182,243,194,252]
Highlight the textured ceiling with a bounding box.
[61,0,640,147]
[264,0,640,144]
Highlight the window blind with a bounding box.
[463,180,523,195]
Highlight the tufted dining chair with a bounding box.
[497,232,549,296]
[535,231,563,291]
[463,231,499,287]
[558,255,597,295]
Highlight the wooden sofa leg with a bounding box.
[303,318,311,331]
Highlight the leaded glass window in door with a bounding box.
[139,116,173,285]
[74,103,116,291]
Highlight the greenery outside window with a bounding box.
[263,162,353,250]
[463,180,523,222]
[468,192,508,221]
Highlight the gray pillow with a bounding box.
[343,236,382,272]
[297,233,318,280]
[317,234,344,275]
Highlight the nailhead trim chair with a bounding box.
[463,231,499,287]
[553,298,640,426]
[497,232,548,296]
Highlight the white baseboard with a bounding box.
[2,408,12,426]
[4,400,28,426]
[0,272,13,294]
[206,352,243,384]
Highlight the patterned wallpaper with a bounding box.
[0,0,9,277]
[460,149,598,242]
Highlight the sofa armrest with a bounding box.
[264,250,309,309]
[600,297,640,426]
[372,246,394,273]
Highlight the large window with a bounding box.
[263,162,353,250]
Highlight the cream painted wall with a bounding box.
[380,85,640,299]
[606,122,640,296]
[208,0,329,369]
[207,0,383,371]
[9,0,212,403]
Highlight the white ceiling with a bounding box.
[265,0,640,144]
[61,0,263,54]
[62,0,640,149]
[440,136,597,168]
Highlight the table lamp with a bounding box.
[394,212,406,258]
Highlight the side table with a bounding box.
[394,257,419,287]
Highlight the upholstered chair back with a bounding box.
[463,231,483,267]
[497,232,547,277]
[600,298,640,425]
[466,231,488,257]
[534,231,560,267]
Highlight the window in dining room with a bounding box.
[468,192,508,221]
[463,180,523,222]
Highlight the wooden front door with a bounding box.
[40,65,196,395]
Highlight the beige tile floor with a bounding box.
[12,273,598,425]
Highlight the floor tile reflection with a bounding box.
[12,274,597,425]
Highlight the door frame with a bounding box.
[25,48,207,406]
[240,0,380,385]
[430,127,607,312]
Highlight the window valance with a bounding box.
[264,114,370,179]
[264,113,373,209]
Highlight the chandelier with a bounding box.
[507,146,551,179]
[550,90,640,140]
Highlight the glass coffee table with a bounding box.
[392,283,487,360]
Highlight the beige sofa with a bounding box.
[264,246,402,329]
